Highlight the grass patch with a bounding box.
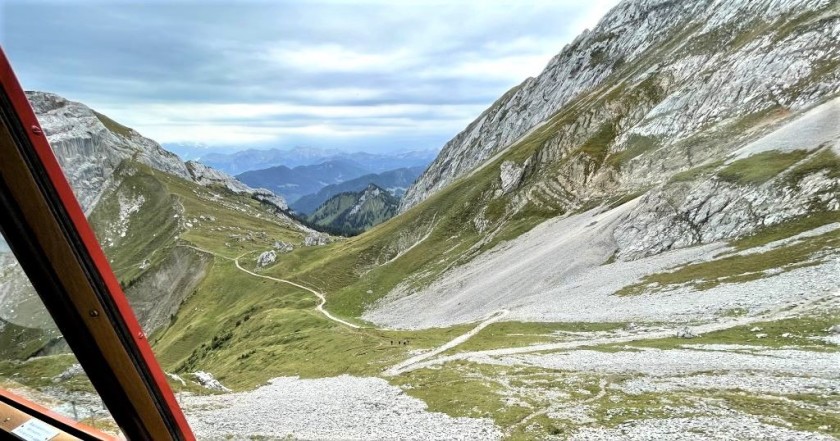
[730,210,840,251]
[785,148,840,186]
[0,319,58,360]
[717,150,809,185]
[720,392,840,437]
[88,162,180,285]
[390,362,602,434]
[151,257,474,389]
[612,313,840,351]
[668,160,724,183]
[590,391,689,427]
[606,134,661,169]
[578,122,617,172]
[614,228,838,296]
[93,110,134,138]
[391,362,532,428]
[0,354,93,393]
[453,321,626,353]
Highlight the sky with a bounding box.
[0,0,620,153]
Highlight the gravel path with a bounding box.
[390,295,838,374]
[384,309,508,376]
[490,346,840,378]
[617,372,840,395]
[233,255,361,329]
[183,375,501,440]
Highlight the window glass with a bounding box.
[0,234,120,436]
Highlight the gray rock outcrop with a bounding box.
[257,250,277,267]
[401,0,840,212]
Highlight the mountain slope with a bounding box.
[402,0,840,212]
[237,160,371,203]
[307,184,400,234]
[256,0,840,326]
[1,92,304,346]
[291,166,425,214]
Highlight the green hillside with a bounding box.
[307,184,400,235]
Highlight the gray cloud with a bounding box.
[1,0,620,152]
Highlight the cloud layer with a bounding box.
[1,0,620,152]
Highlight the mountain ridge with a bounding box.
[236,159,372,203]
[401,0,840,212]
[184,146,437,175]
[291,166,425,214]
[307,184,400,235]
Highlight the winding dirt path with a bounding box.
[179,244,360,329]
[232,257,361,329]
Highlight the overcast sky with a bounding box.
[1,0,620,153]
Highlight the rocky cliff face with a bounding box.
[27,91,190,212]
[615,96,840,260]
[186,160,288,211]
[26,91,288,213]
[355,0,840,328]
[401,0,840,212]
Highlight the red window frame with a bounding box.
[0,46,195,440]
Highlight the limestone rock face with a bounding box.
[28,91,189,212]
[614,171,840,260]
[274,241,295,253]
[27,91,288,214]
[401,0,840,212]
[304,233,330,247]
[186,161,288,211]
[499,161,525,194]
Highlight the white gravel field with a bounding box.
[568,415,837,441]
[184,375,501,440]
[364,197,840,329]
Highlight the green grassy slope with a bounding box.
[88,162,181,286]
[307,185,400,235]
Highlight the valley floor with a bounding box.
[3,185,838,440]
[180,288,839,440]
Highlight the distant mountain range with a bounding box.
[290,166,425,214]
[236,159,372,204]
[165,145,438,175]
[306,184,399,235]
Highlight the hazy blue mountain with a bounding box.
[290,166,425,214]
[184,146,437,175]
[236,159,371,203]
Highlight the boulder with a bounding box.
[675,327,697,339]
[257,250,276,267]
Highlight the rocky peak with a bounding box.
[27,91,190,212]
[27,91,289,214]
[400,0,840,212]
[186,161,288,211]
